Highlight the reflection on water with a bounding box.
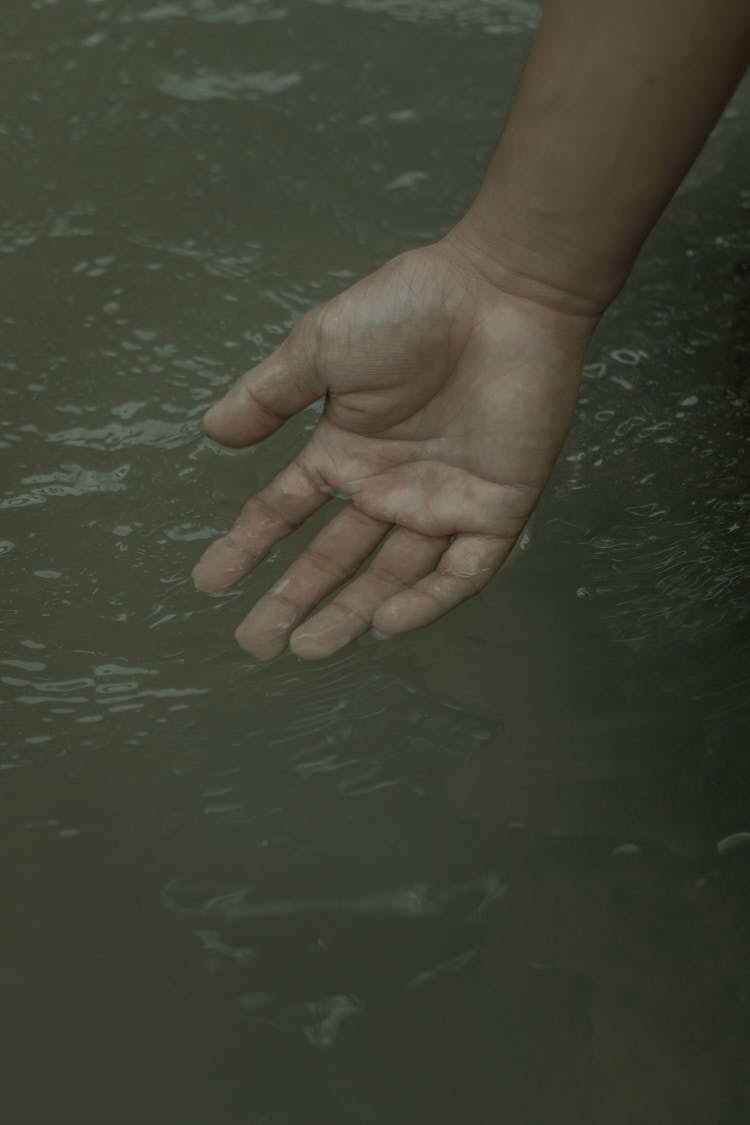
[2,1,749,1122]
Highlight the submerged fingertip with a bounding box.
[191,568,224,595]
[289,621,351,661]
[191,568,210,593]
[203,403,256,449]
[373,597,430,635]
[289,640,331,662]
[233,625,281,662]
[202,402,224,436]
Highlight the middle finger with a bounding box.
[234,504,391,659]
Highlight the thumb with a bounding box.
[203,313,325,448]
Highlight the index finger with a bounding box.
[191,459,330,594]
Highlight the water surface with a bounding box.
[2,2,750,1123]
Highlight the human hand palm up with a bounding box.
[192,241,591,660]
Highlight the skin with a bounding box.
[192,0,750,661]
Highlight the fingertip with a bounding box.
[289,613,362,660]
[234,600,300,661]
[233,622,254,656]
[203,400,249,448]
[191,564,221,594]
[288,627,338,662]
[202,401,219,428]
[192,537,255,593]
[234,621,283,662]
[191,557,233,594]
[202,395,225,429]
[372,591,440,634]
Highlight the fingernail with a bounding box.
[371,628,390,641]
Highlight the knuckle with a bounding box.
[304,546,350,584]
[288,308,322,353]
[368,563,408,591]
[326,599,372,629]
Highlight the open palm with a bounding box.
[192,239,593,659]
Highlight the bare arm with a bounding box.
[448,0,750,315]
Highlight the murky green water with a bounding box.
[2,2,749,1122]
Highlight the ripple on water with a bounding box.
[230,651,494,803]
[310,0,538,33]
[44,420,195,451]
[159,70,303,101]
[559,344,749,647]
[130,1,289,25]
[588,494,748,647]
[161,872,503,1046]
[0,464,131,509]
[0,653,211,759]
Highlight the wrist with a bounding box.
[443,202,631,322]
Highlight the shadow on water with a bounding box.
[1,1,749,1123]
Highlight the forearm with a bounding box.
[448,0,750,316]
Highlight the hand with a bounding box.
[192,237,595,660]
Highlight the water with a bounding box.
[2,2,749,1122]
